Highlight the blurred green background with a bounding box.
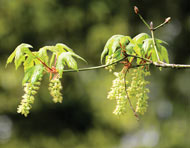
[0,0,189,147]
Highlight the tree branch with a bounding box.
[63,57,126,73]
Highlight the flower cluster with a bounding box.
[48,78,63,103]
[127,68,150,115]
[105,55,117,72]
[107,72,128,115]
[17,81,41,117]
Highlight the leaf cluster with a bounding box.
[101,33,169,67]
[6,43,86,84]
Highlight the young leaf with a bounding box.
[6,43,34,69]
[23,55,35,72]
[133,33,150,45]
[6,50,16,67]
[160,46,169,63]
[56,43,74,53]
[38,47,49,65]
[119,36,130,48]
[149,49,159,62]
[156,39,168,45]
[56,52,86,76]
[50,53,56,67]
[101,35,124,63]
[22,64,44,85]
[125,43,135,54]
[142,39,153,53]
[30,64,44,83]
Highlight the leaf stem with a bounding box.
[150,28,161,62]
[31,52,53,72]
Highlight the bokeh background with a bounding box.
[0,0,189,147]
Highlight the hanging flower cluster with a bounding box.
[17,81,41,117]
[107,72,128,115]
[127,68,150,115]
[107,67,150,116]
[105,55,117,72]
[48,78,63,103]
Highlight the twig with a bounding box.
[134,6,151,30]
[124,70,139,120]
[150,23,161,62]
[63,57,126,73]
[153,17,171,31]
[154,62,190,69]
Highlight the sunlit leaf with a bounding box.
[56,43,74,53]
[22,64,44,85]
[133,33,150,45]
[56,52,86,76]
[30,64,44,83]
[125,43,135,54]
[160,46,169,63]
[38,47,49,65]
[156,39,168,45]
[142,38,153,53]
[112,48,123,60]
[149,49,159,62]
[119,36,130,48]
[6,50,16,67]
[6,43,34,69]
[101,35,124,63]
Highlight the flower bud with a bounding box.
[134,6,139,14]
[165,17,171,23]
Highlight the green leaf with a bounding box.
[119,36,130,48]
[56,43,74,53]
[127,36,142,56]
[69,52,87,63]
[149,49,159,62]
[133,33,150,45]
[125,43,135,54]
[101,35,124,63]
[112,48,123,60]
[160,46,169,63]
[22,64,44,85]
[7,43,34,69]
[22,67,35,85]
[23,56,35,72]
[38,47,49,65]
[156,39,168,45]
[6,50,16,67]
[56,52,86,76]
[30,64,44,83]
[50,53,56,68]
[142,39,153,53]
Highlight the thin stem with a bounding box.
[153,17,171,31]
[124,70,139,120]
[128,54,152,63]
[154,62,190,69]
[138,14,151,30]
[153,22,167,31]
[63,57,126,73]
[31,52,53,72]
[151,29,161,61]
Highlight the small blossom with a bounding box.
[49,78,63,103]
[17,82,40,117]
[107,72,128,115]
[127,68,150,115]
[105,55,117,72]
